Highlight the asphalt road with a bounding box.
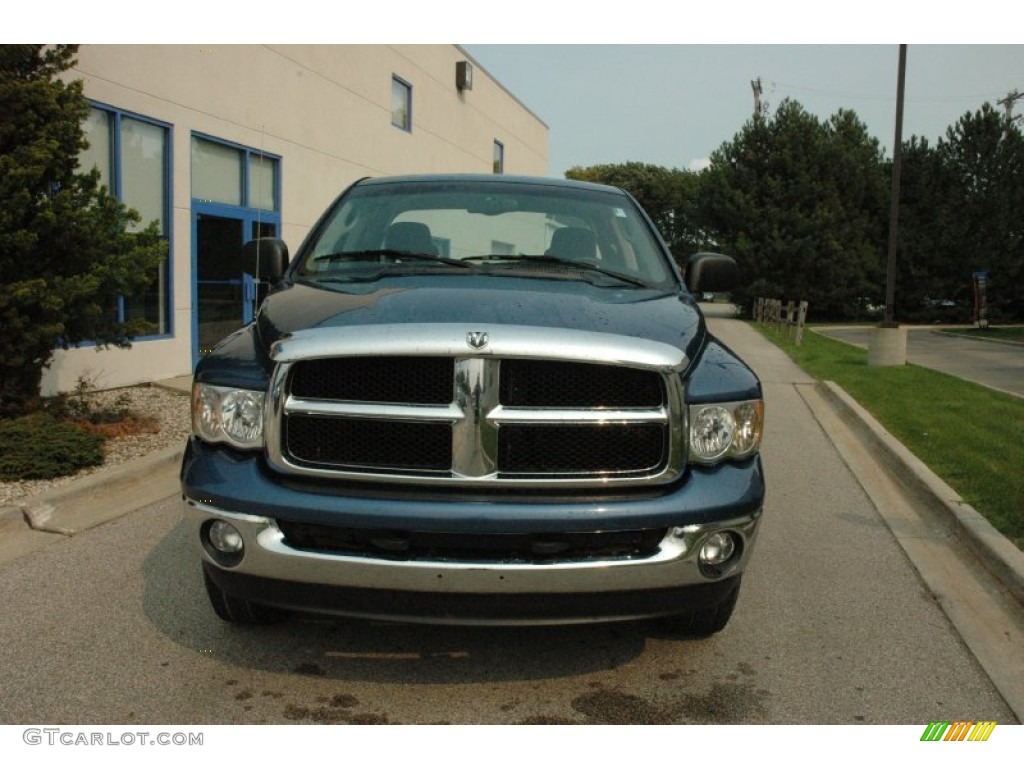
[0,316,1016,726]
[816,326,1024,398]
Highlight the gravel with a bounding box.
[0,384,192,508]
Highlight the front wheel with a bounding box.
[653,576,742,637]
[202,566,288,624]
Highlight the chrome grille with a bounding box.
[265,324,688,487]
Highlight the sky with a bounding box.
[462,44,1024,178]
[9,2,1024,182]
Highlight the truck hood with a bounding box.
[256,274,705,362]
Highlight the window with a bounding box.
[391,76,412,131]
[191,136,279,212]
[192,138,242,206]
[493,140,504,174]
[250,154,277,212]
[81,104,171,336]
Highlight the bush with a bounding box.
[0,413,105,481]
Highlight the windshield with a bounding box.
[295,178,675,287]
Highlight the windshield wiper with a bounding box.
[312,249,472,268]
[464,254,650,287]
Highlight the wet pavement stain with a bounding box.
[329,693,359,708]
[283,701,388,724]
[347,713,389,724]
[571,664,770,725]
[676,681,768,723]
[572,689,666,724]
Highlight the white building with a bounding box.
[43,44,548,395]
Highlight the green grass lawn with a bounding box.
[755,324,1023,550]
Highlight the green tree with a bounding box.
[892,136,962,319]
[934,104,1024,320]
[698,100,888,319]
[0,44,166,415]
[565,161,709,267]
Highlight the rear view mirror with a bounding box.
[686,252,738,294]
[242,238,289,282]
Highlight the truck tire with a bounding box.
[202,567,287,624]
[654,576,742,637]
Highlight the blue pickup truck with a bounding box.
[182,174,765,635]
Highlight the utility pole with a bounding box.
[997,89,1023,129]
[883,44,907,327]
[751,77,763,123]
[869,44,909,367]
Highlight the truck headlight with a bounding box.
[191,383,265,450]
[688,399,763,464]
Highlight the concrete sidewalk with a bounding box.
[154,374,192,395]
[0,445,183,564]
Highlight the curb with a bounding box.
[19,444,183,536]
[816,380,1024,606]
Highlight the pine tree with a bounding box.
[698,100,888,319]
[0,45,166,415]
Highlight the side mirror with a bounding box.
[242,238,290,282]
[686,252,738,294]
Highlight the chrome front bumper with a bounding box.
[185,497,761,607]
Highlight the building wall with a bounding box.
[42,44,548,395]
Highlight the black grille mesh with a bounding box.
[278,520,666,563]
[500,360,663,407]
[498,424,666,474]
[290,357,453,404]
[286,415,451,471]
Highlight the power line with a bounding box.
[766,78,1010,106]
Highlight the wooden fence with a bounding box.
[755,298,809,345]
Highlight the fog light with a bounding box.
[209,521,244,554]
[699,532,737,574]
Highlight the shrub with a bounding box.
[0,413,105,481]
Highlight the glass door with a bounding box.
[195,214,280,360]
[195,214,247,358]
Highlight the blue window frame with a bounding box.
[81,102,173,338]
[190,133,282,368]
